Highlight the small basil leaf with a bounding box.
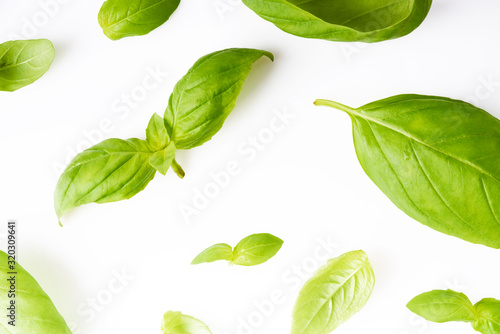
[146,113,170,151]
[242,0,432,43]
[55,138,156,220]
[232,233,283,266]
[315,95,500,249]
[164,48,273,150]
[161,311,212,334]
[0,39,55,92]
[98,0,180,40]
[191,243,233,265]
[407,290,478,323]
[473,299,500,334]
[291,250,375,334]
[0,251,72,333]
[149,141,176,175]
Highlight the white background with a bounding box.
[1,0,500,333]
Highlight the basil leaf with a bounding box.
[0,39,55,92]
[149,141,176,175]
[191,243,233,265]
[161,311,212,334]
[232,233,283,266]
[191,233,283,266]
[146,113,170,151]
[242,0,432,43]
[98,0,180,40]
[291,250,375,334]
[164,48,273,149]
[0,251,72,333]
[473,299,500,334]
[54,138,156,221]
[407,290,478,323]
[315,95,500,249]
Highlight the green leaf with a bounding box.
[191,233,283,266]
[98,0,180,40]
[242,0,432,43]
[473,299,500,334]
[291,250,375,334]
[161,311,212,334]
[149,141,176,175]
[0,251,72,333]
[54,138,156,220]
[232,233,283,266]
[146,113,170,151]
[191,243,233,265]
[0,39,55,92]
[407,290,478,323]
[164,48,273,150]
[315,95,500,249]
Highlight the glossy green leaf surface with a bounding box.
[0,39,55,92]
[161,311,212,334]
[98,0,180,40]
[291,250,375,334]
[0,251,72,333]
[316,95,500,249]
[164,48,273,149]
[408,290,500,334]
[191,243,233,265]
[407,290,477,323]
[54,138,156,220]
[242,0,432,43]
[191,233,283,266]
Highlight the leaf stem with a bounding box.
[314,99,355,114]
[171,159,185,179]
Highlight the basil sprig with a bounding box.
[316,94,500,249]
[54,48,273,222]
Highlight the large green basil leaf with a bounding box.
[164,48,273,149]
[242,0,432,43]
[161,311,212,334]
[54,138,156,221]
[0,251,72,333]
[291,250,375,334]
[98,0,180,40]
[316,95,500,249]
[407,290,478,323]
[0,39,55,92]
[473,299,500,334]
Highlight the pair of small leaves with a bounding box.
[98,0,180,40]
[315,95,500,249]
[0,251,72,333]
[191,233,283,266]
[291,250,375,334]
[0,39,55,92]
[407,289,500,334]
[55,48,272,221]
[161,311,212,334]
[242,0,432,43]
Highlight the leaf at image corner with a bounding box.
[164,48,273,150]
[0,39,55,92]
[291,250,375,334]
[161,311,212,334]
[473,298,500,334]
[191,243,233,265]
[242,0,432,43]
[0,251,72,333]
[98,0,181,40]
[232,233,283,266]
[407,290,478,323]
